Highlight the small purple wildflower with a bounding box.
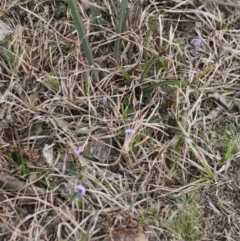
[74,146,83,154]
[190,38,202,47]
[192,50,199,57]
[74,185,86,197]
[101,96,107,104]
[125,129,134,137]
[33,113,42,120]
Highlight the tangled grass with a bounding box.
[1,0,240,240]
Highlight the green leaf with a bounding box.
[114,0,129,62]
[143,79,188,92]
[72,125,100,135]
[82,150,96,161]
[43,75,60,92]
[116,63,132,84]
[0,37,8,45]
[223,141,236,163]
[68,0,99,82]
[36,137,49,146]
[140,55,160,83]
[90,0,102,31]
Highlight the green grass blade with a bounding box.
[68,0,99,82]
[116,63,132,84]
[143,9,163,62]
[90,0,102,31]
[114,0,129,62]
[143,79,188,92]
[140,55,159,83]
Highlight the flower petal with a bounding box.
[74,146,83,154]
[192,50,199,56]
[190,38,201,46]
[74,185,86,196]
[101,96,107,104]
[125,129,134,136]
[33,113,43,120]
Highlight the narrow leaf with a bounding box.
[114,0,129,62]
[68,0,99,82]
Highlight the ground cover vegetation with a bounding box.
[0,0,240,240]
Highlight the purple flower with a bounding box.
[101,96,107,104]
[190,38,201,47]
[74,185,86,196]
[192,50,199,57]
[74,146,83,154]
[33,113,43,120]
[125,129,134,137]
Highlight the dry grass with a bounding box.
[1,0,240,240]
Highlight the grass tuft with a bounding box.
[1,0,240,240]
